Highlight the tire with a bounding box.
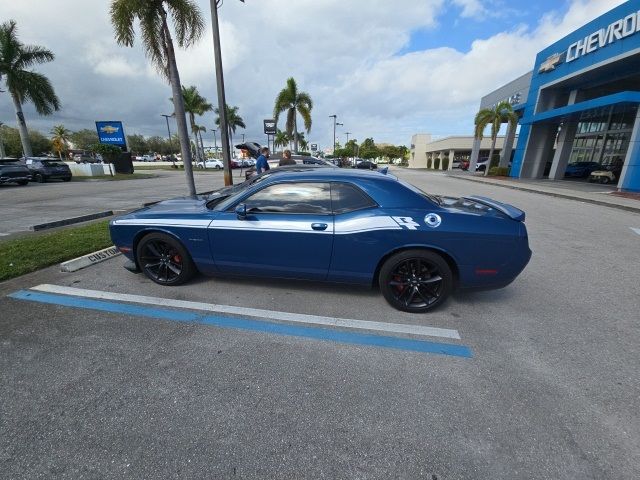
[215,165,222,170]
[136,232,196,286]
[63,177,71,182]
[17,180,28,186]
[34,173,45,183]
[379,249,453,313]
[600,176,610,184]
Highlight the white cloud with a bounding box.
[451,0,487,19]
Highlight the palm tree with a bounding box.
[273,77,312,153]
[177,85,212,162]
[0,20,60,157]
[273,129,289,151]
[293,131,309,151]
[215,105,245,151]
[50,124,71,160]
[195,124,207,165]
[110,0,204,196]
[474,101,518,176]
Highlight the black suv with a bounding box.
[0,158,31,186]
[26,158,72,182]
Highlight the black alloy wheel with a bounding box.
[379,250,453,313]
[34,173,45,183]
[136,232,195,286]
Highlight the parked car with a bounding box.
[588,159,624,184]
[110,167,531,313]
[475,158,490,172]
[452,159,462,169]
[564,161,601,178]
[73,153,101,164]
[355,160,378,170]
[460,159,470,171]
[0,158,31,186]
[196,159,224,170]
[25,158,72,182]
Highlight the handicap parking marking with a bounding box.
[9,288,472,359]
[30,284,462,340]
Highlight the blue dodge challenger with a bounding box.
[109,167,531,313]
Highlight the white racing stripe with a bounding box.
[30,284,461,340]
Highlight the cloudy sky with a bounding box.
[0,0,627,150]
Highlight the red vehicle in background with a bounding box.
[460,159,470,171]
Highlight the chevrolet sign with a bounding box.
[538,52,564,73]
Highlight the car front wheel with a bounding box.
[136,232,196,286]
[379,250,453,313]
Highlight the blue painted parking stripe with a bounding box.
[9,290,472,358]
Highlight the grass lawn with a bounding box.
[0,220,112,282]
[71,173,155,181]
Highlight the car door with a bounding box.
[208,181,334,280]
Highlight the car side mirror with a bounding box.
[235,203,247,219]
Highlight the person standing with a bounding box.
[256,147,271,174]
[279,149,295,166]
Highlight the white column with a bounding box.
[448,150,455,170]
[469,137,481,172]
[548,122,578,180]
[499,122,517,168]
[519,124,557,179]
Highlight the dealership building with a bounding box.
[465,2,640,191]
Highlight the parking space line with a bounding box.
[9,290,472,358]
[30,284,461,340]
[631,227,640,236]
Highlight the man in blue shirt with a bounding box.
[255,147,271,174]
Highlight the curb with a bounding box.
[31,211,114,231]
[60,246,121,273]
[447,175,640,214]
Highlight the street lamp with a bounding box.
[329,115,338,154]
[0,121,5,158]
[211,129,218,157]
[210,0,244,186]
[161,114,174,156]
[345,131,351,143]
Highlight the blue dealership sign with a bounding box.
[95,121,127,149]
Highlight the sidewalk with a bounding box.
[446,172,640,214]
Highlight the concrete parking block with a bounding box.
[59,246,120,272]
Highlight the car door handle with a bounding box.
[311,223,328,231]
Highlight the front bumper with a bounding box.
[0,175,31,184]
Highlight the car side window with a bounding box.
[242,182,331,214]
[331,183,377,214]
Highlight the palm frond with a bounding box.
[166,0,204,48]
[286,108,295,136]
[298,105,312,133]
[109,0,137,47]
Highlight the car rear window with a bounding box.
[331,183,377,214]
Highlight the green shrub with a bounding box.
[92,143,122,163]
[488,166,509,176]
[427,158,432,169]
[442,158,449,170]
[434,157,441,170]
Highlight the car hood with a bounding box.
[440,195,525,221]
[137,196,210,215]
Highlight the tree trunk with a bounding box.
[485,136,497,177]
[161,13,196,196]
[293,111,298,154]
[11,92,33,157]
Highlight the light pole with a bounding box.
[0,121,5,158]
[329,115,337,154]
[211,129,218,157]
[161,114,174,156]
[345,131,351,143]
[210,0,244,186]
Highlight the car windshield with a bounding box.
[204,169,280,208]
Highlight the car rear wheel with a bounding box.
[136,233,196,286]
[379,250,453,313]
[34,173,45,183]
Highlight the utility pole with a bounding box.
[210,0,244,186]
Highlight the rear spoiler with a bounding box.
[465,195,525,222]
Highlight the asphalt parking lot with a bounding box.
[1,169,639,479]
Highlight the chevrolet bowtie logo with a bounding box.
[539,52,563,73]
[100,125,119,134]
